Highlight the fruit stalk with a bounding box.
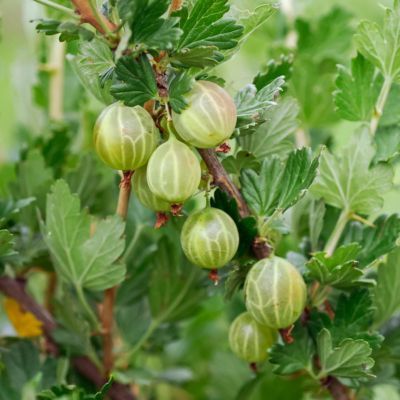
[102,171,134,376]
[70,0,117,35]
[197,148,271,259]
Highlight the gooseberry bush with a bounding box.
[1,0,400,399]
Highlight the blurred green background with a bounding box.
[1,1,399,399]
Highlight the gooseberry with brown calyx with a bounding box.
[180,207,239,281]
[146,134,201,204]
[245,256,307,329]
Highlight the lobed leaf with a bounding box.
[334,53,382,122]
[238,96,298,160]
[374,248,400,327]
[355,0,400,80]
[43,180,126,291]
[110,54,158,106]
[241,148,319,217]
[168,72,193,113]
[317,328,374,378]
[306,243,367,288]
[310,129,393,215]
[341,214,400,267]
[176,0,243,51]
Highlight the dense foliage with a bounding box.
[1,0,400,399]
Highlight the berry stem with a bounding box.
[102,170,134,376]
[197,148,271,259]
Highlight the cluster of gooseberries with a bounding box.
[93,79,307,367]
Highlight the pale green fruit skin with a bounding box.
[94,102,159,170]
[146,136,201,203]
[229,312,277,363]
[172,80,237,148]
[132,166,170,212]
[180,207,239,269]
[245,257,307,329]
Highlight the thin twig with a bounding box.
[70,0,117,34]
[102,171,134,375]
[197,148,271,259]
[0,277,135,400]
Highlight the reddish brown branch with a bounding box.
[197,149,250,218]
[197,149,271,259]
[321,376,352,400]
[0,276,135,400]
[70,0,117,34]
[102,171,134,375]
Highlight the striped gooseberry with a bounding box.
[245,257,307,329]
[180,207,239,269]
[171,80,237,148]
[132,165,170,212]
[229,311,277,363]
[94,102,159,170]
[146,135,201,203]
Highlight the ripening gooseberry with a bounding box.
[180,207,239,269]
[132,165,170,212]
[229,312,277,363]
[172,80,237,148]
[146,135,201,203]
[94,102,159,170]
[245,257,307,329]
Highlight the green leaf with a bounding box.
[334,53,382,122]
[241,148,319,217]
[148,237,204,322]
[120,0,182,50]
[35,19,94,42]
[310,130,393,215]
[342,214,400,267]
[223,3,277,60]
[11,150,53,227]
[234,77,285,135]
[375,125,400,162]
[0,341,40,393]
[309,199,325,252]
[222,151,260,175]
[43,180,126,291]
[317,328,374,379]
[374,248,400,326]
[381,83,400,126]
[332,289,383,349]
[0,230,16,261]
[355,1,400,80]
[238,96,298,160]
[176,0,243,52]
[253,55,293,91]
[168,72,193,113]
[306,243,367,288]
[296,8,353,63]
[170,46,222,68]
[69,39,114,104]
[110,54,158,106]
[269,324,315,375]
